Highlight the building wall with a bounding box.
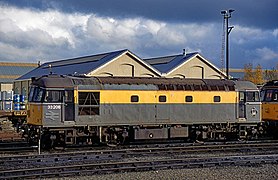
[88,54,159,77]
[165,56,225,79]
[0,83,13,91]
[13,80,32,100]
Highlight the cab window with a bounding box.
[246,91,260,102]
[274,90,278,102]
[30,87,45,102]
[28,87,35,102]
[264,89,278,102]
[264,90,273,102]
[44,90,62,103]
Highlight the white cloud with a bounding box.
[0,5,276,69]
[256,47,278,60]
[232,25,266,44]
[273,29,278,37]
[1,6,89,48]
[0,5,220,63]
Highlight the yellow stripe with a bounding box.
[78,90,237,104]
[0,62,38,67]
[0,75,20,79]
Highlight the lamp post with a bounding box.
[221,9,234,79]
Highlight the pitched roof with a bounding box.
[144,52,226,77]
[0,62,37,83]
[16,49,161,81]
[144,52,198,74]
[16,49,129,80]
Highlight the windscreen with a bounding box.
[28,87,63,103]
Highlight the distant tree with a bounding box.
[243,63,254,82]
[253,64,264,85]
[265,68,278,81]
[244,63,278,83]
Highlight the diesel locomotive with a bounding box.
[26,74,262,148]
[261,80,278,122]
[261,80,278,137]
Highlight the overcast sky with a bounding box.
[0,0,277,69]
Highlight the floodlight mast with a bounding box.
[221,9,234,79]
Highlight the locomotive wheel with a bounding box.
[106,133,120,146]
[106,131,126,146]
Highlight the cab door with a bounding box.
[63,89,75,122]
[238,92,246,119]
[238,91,261,122]
[245,91,261,122]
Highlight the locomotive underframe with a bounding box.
[27,122,263,149]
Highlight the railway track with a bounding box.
[1,154,278,179]
[0,141,37,153]
[1,140,278,178]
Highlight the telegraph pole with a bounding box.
[221,9,234,79]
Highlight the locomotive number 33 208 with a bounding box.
[47,105,61,110]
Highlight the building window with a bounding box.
[131,95,139,102]
[159,95,167,102]
[78,92,100,115]
[185,96,193,102]
[214,96,221,102]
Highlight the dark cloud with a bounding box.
[1,0,277,29]
[0,1,277,69]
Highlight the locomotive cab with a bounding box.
[234,81,261,122]
[238,90,261,121]
[261,80,278,121]
[28,86,75,126]
[27,75,76,128]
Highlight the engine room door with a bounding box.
[156,95,170,122]
[64,89,75,121]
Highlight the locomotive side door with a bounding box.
[155,94,170,122]
[63,89,75,122]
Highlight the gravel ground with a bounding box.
[46,164,278,180]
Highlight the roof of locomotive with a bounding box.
[31,74,241,91]
[233,80,259,91]
[262,80,278,89]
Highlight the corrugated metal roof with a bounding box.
[16,49,128,80]
[0,78,16,83]
[0,63,37,83]
[144,52,197,73]
[0,66,37,75]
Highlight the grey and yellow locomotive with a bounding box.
[27,74,262,148]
